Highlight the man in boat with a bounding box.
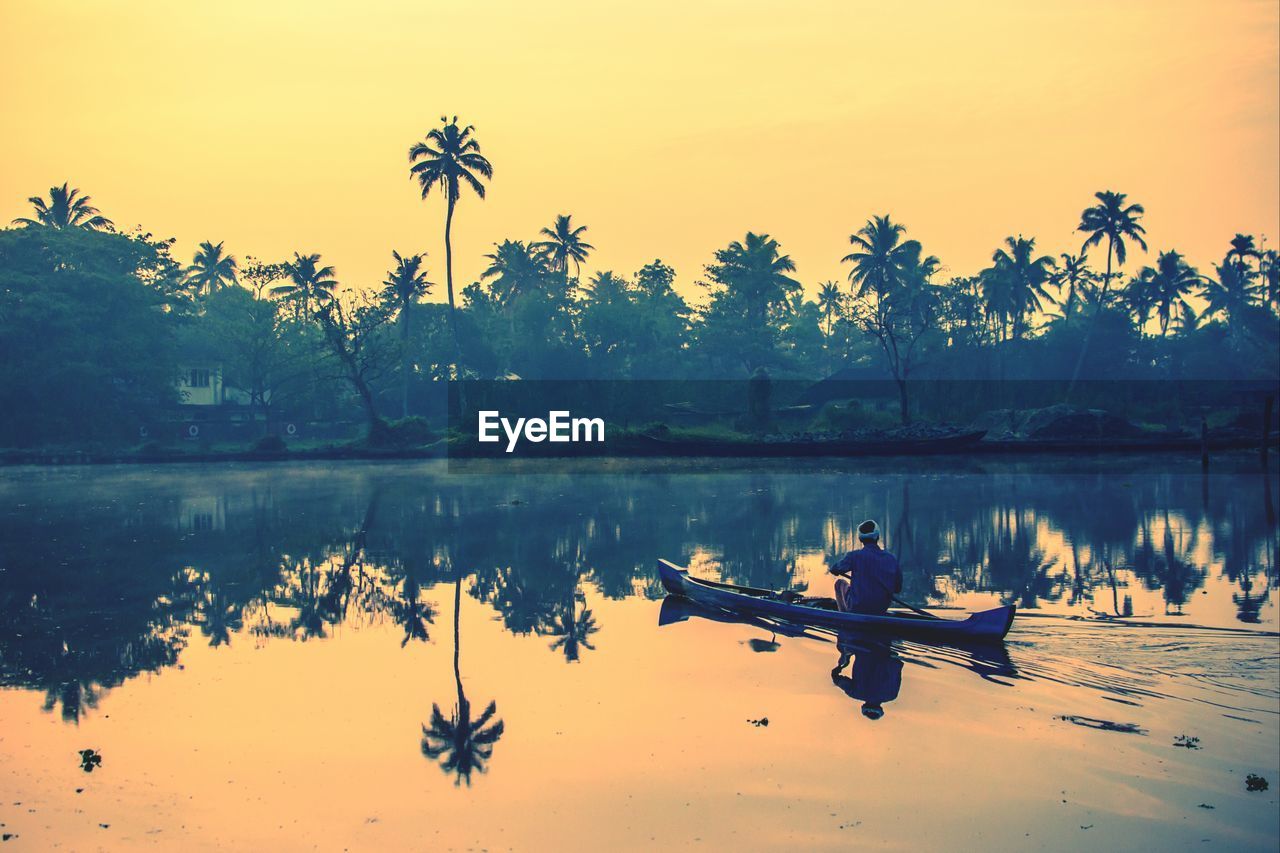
[828,520,902,615]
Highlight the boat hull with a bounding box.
[657,560,1015,641]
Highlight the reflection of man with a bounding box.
[828,520,902,614]
[831,639,903,720]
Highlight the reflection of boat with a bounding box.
[658,560,1016,641]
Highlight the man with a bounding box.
[828,519,902,615]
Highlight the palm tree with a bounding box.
[842,215,919,297]
[1202,257,1262,342]
[708,232,800,328]
[1049,253,1094,326]
[184,240,239,296]
[408,117,493,378]
[421,576,505,785]
[12,182,113,230]
[381,251,432,418]
[980,236,1055,341]
[816,281,843,338]
[1260,248,1280,311]
[481,240,549,306]
[1069,190,1147,389]
[272,252,337,318]
[1130,250,1201,337]
[1227,233,1261,280]
[533,214,594,282]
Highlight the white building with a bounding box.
[177,363,224,406]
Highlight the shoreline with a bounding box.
[3,433,1275,467]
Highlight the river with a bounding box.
[0,458,1277,850]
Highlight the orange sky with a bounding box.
[1,0,1276,301]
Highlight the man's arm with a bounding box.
[829,551,856,576]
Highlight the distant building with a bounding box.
[176,362,224,406]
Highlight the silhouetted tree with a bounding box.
[408,117,493,378]
[185,240,239,295]
[12,182,114,231]
[380,251,432,418]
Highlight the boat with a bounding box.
[657,560,1016,641]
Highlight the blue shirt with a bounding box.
[830,544,903,614]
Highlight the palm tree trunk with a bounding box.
[443,198,468,418]
[1066,236,1113,401]
[400,305,411,419]
[444,199,461,375]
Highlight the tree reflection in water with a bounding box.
[0,463,1274,726]
[421,576,505,785]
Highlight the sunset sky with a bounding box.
[2,0,1276,300]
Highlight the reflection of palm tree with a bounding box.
[542,594,599,662]
[421,577,504,785]
[393,565,435,647]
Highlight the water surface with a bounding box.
[1,459,1277,850]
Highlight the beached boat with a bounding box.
[657,560,1016,641]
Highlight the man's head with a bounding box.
[861,702,884,720]
[857,519,880,544]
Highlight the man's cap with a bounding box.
[857,519,880,541]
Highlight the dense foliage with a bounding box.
[2,173,1277,445]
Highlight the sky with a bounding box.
[1,0,1277,302]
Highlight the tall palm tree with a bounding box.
[1069,190,1147,389]
[408,117,493,378]
[12,182,113,230]
[184,240,239,296]
[1049,253,1094,326]
[381,251,432,418]
[533,214,594,282]
[1130,250,1201,337]
[272,252,337,318]
[980,236,1055,341]
[421,575,505,785]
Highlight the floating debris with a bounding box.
[1054,715,1147,735]
[747,717,769,727]
[1245,774,1269,792]
[78,749,102,773]
[1197,804,1215,810]
[1173,735,1201,749]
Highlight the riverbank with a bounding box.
[3,428,1275,466]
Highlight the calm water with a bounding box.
[0,458,1277,851]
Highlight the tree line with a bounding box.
[2,119,1278,444]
